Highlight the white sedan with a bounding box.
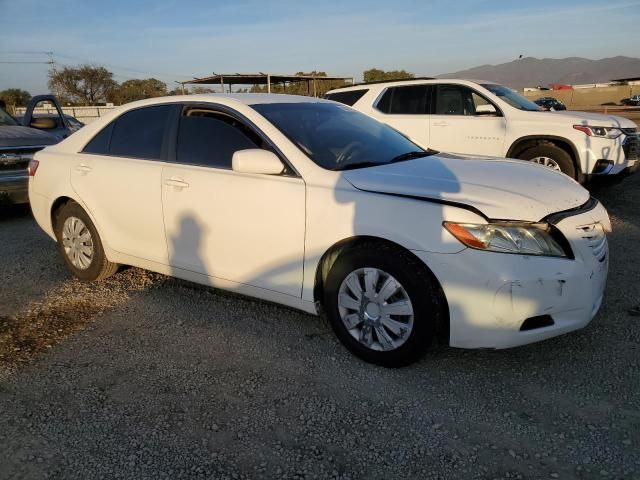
[29,94,611,367]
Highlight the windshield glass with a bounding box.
[252,102,432,170]
[481,84,543,112]
[0,107,19,126]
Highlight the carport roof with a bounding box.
[182,73,354,85]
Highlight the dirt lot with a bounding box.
[1,174,639,479]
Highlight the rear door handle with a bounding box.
[75,164,92,174]
[433,121,449,127]
[164,177,190,189]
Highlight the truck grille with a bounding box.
[577,223,607,263]
[0,147,41,172]
[623,134,639,161]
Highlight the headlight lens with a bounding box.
[573,125,622,139]
[444,222,568,257]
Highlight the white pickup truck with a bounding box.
[326,79,639,182]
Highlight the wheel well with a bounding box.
[313,236,450,344]
[50,196,75,230]
[507,136,580,176]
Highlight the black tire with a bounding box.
[54,201,118,281]
[323,241,446,368]
[518,144,577,179]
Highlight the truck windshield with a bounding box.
[252,102,433,171]
[0,107,19,126]
[481,84,543,112]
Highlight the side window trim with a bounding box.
[433,83,504,117]
[174,102,301,177]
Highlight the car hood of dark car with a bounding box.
[0,125,60,148]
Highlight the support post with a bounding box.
[267,74,271,93]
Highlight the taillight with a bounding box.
[28,159,40,177]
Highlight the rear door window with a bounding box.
[376,85,431,114]
[109,105,174,160]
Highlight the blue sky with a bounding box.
[1,0,639,93]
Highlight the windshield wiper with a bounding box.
[334,161,381,171]
[389,150,436,163]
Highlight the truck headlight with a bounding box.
[573,125,622,139]
[443,222,568,257]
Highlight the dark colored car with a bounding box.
[0,95,66,204]
[622,95,640,106]
[534,97,567,111]
[16,113,84,137]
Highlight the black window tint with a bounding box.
[376,86,430,114]
[324,89,368,106]
[82,122,114,154]
[176,109,260,168]
[109,105,173,159]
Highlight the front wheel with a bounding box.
[54,202,119,281]
[518,144,576,179]
[323,242,446,367]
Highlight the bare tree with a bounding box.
[48,65,117,105]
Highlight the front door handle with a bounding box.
[164,177,190,189]
[433,121,449,127]
[75,164,92,174]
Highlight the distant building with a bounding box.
[610,76,640,86]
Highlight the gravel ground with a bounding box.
[0,174,639,480]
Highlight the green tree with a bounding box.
[112,78,168,104]
[48,65,117,105]
[0,88,32,109]
[363,68,414,83]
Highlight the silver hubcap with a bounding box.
[337,268,414,351]
[62,216,94,270]
[530,156,562,171]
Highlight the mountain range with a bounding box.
[437,56,640,88]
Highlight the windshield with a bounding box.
[252,102,432,171]
[481,84,543,112]
[0,107,19,126]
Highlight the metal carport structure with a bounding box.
[179,73,355,96]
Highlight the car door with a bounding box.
[370,85,431,148]
[161,105,306,297]
[71,104,178,265]
[429,84,506,156]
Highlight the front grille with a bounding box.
[621,127,638,135]
[623,133,639,161]
[577,223,607,263]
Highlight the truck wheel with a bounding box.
[54,201,119,281]
[518,144,576,179]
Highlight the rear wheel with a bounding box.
[323,242,446,367]
[54,202,118,281]
[518,144,576,179]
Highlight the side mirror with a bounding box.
[232,149,285,175]
[30,117,57,129]
[475,104,498,116]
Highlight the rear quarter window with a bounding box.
[324,89,368,106]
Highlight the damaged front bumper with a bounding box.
[413,201,610,349]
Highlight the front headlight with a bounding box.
[443,222,568,257]
[573,125,622,139]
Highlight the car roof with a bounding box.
[326,78,497,94]
[120,93,331,109]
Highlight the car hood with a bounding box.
[537,110,637,129]
[0,125,60,148]
[342,154,590,221]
